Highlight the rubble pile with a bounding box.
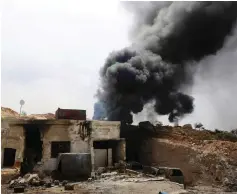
[8,173,75,193]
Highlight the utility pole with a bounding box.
[20,100,25,116]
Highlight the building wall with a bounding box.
[1,119,124,175]
[91,120,120,140]
[42,121,90,172]
[1,120,25,167]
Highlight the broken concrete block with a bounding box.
[101,171,118,178]
[64,184,74,191]
[25,174,40,184]
[14,186,25,193]
[54,180,60,185]
[9,180,17,188]
[96,167,106,175]
[62,180,68,186]
[18,178,26,184]
[31,179,40,186]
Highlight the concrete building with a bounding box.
[1,118,125,177]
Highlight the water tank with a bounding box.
[57,153,91,180]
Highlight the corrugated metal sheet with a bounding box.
[55,108,86,120]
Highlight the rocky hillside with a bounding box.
[122,122,237,191]
[1,107,55,120]
[1,107,19,118]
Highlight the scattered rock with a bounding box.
[96,167,106,175]
[31,179,40,186]
[9,177,26,188]
[25,174,40,184]
[62,180,68,186]
[54,180,60,185]
[64,184,74,191]
[101,171,118,178]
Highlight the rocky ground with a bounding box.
[2,173,233,194]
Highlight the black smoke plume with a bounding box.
[97,2,237,124]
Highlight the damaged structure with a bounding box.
[1,113,125,183]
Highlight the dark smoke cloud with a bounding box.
[97,2,237,124]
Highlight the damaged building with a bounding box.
[1,109,125,182]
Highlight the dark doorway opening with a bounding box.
[93,140,122,169]
[3,148,16,167]
[21,124,43,174]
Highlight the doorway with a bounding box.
[3,148,16,167]
[22,124,43,174]
[93,140,123,169]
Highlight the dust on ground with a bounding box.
[2,182,236,194]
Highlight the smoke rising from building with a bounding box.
[97,2,237,124]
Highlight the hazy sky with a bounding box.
[2,1,237,130]
[1,0,132,118]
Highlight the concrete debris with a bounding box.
[123,177,164,183]
[9,173,54,190]
[88,178,93,182]
[54,180,60,185]
[24,173,40,184]
[62,180,68,186]
[9,177,26,188]
[64,183,74,190]
[135,177,165,182]
[96,167,106,175]
[31,179,40,186]
[125,169,141,175]
[101,171,118,178]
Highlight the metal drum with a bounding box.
[57,153,91,180]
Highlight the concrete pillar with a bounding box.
[90,141,95,177]
[108,148,113,166]
[116,139,126,162]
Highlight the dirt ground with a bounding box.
[2,178,185,194]
[2,180,235,194]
